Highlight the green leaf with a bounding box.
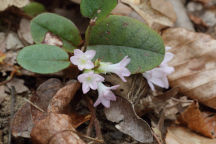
[22,2,46,17]
[17,44,70,74]
[31,13,82,52]
[87,15,165,74]
[80,0,117,21]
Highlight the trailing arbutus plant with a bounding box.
[17,0,173,108]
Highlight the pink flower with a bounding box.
[143,46,174,91]
[143,68,169,91]
[94,82,119,108]
[70,49,96,71]
[97,56,131,82]
[78,71,104,94]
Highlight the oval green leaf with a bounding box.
[22,2,45,17]
[17,44,70,74]
[80,0,117,21]
[87,15,165,74]
[31,13,82,52]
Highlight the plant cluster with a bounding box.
[17,0,174,107]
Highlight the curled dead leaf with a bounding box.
[12,78,62,138]
[12,103,33,138]
[48,81,91,128]
[18,18,34,45]
[150,0,176,21]
[104,96,153,143]
[179,102,216,138]
[31,113,86,144]
[166,126,216,144]
[162,28,216,109]
[0,51,6,64]
[121,0,176,31]
[48,80,80,113]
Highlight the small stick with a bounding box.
[85,96,104,141]
[23,98,45,113]
[86,97,95,136]
[8,86,15,144]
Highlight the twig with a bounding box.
[86,97,96,136]
[77,131,104,143]
[8,86,16,144]
[23,98,45,113]
[85,96,104,141]
[171,97,193,103]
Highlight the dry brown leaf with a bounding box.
[12,78,62,138]
[0,0,29,11]
[47,81,91,128]
[162,28,216,109]
[12,78,90,139]
[150,0,176,21]
[193,0,211,4]
[31,113,86,144]
[12,103,33,138]
[179,102,216,138]
[0,33,6,53]
[48,80,80,113]
[166,126,216,144]
[104,96,153,143]
[0,86,7,104]
[6,78,29,94]
[112,3,133,16]
[18,18,33,45]
[6,32,23,50]
[189,13,208,28]
[0,51,6,64]
[122,0,175,31]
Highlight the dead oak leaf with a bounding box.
[18,18,33,45]
[162,28,216,109]
[122,0,175,31]
[179,102,216,138]
[47,81,80,113]
[166,126,216,144]
[31,113,86,144]
[12,78,62,138]
[104,96,153,143]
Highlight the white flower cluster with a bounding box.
[70,49,131,108]
[70,46,174,107]
[142,46,174,91]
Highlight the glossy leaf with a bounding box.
[17,44,70,74]
[80,0,117,21]
[31,13,82,52]
[87,15,165,74]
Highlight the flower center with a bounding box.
[86,76,92,82]
[80,58,86,64]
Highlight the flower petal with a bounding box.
[120,56,131,67]
[74,49,83,56]
[101,98,110,108]
[82,83,90,94]
[161,52,174,66]
[85,50,96,59]
[93,98,101,107]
